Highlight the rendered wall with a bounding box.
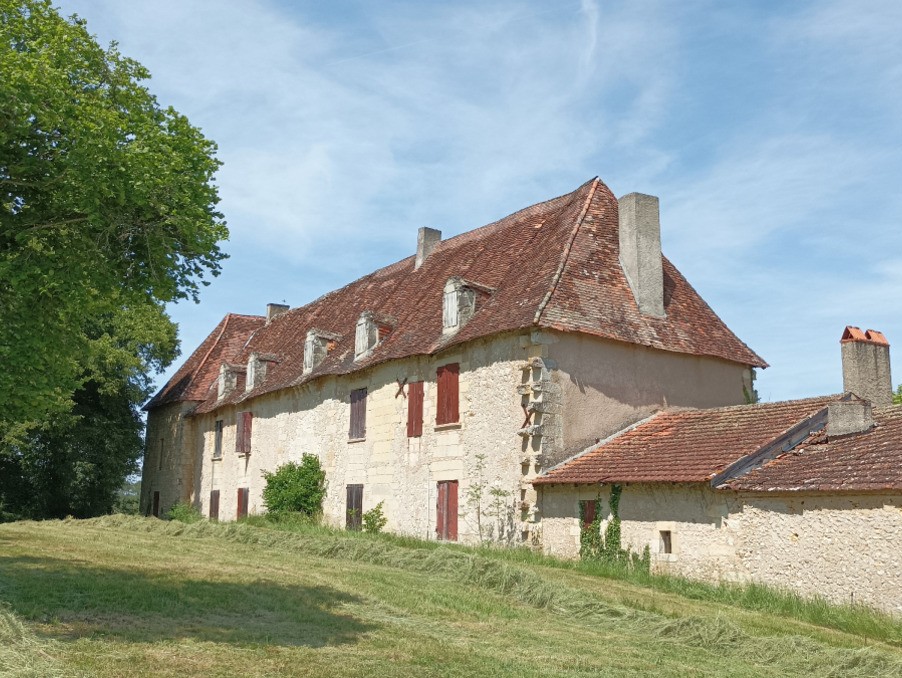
[538,483,902,615]
[546,332,753,464]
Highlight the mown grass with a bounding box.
[1,515,901,677]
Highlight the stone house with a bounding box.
[536,327,902,614]
[141,177,765,544]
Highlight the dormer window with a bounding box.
[304,329,340,374]
[354,312,394,360]
[442,277,487,334]
[246,353,278,391]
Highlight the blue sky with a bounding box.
[56,0,902,402]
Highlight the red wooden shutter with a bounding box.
[436,480,459,541]
[237,487,249,519]
[581,500,596,529]
[407,381,424,437]
[349,388,367,439]
[152,491,160,518]
[209,490,220,521]
[436,363,459,425]
[236,412,253,454]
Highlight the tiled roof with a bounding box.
[143,313,264,410]
[727,406,902,492]
[148,177,766,413]
[533,396,838,485]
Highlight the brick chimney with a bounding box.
[618,193,665,317]
[415,227,441,270]
[840,326,892,407]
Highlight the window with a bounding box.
[237,487,249,519]
[407,381,424,437]
[443,280,459,329]
[436,363,459,426]
[236,411,253,455]
[436,480,458,541]
[152,491,160,518]
[349,388,367,440]
[346,484,363,531]
[213,420,224,458]
[355,312,376,359]
[660,530,672,554]
[209,490,220,521]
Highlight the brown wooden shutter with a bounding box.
[349,388,367,439]
[209,490,220,521]
[237,487,249,519]
[346,484,363,530]
[436,480,459,541]
[581,500,596,529]
[152,491,160,518]
[436,363,459,425]
[407,381,424,437]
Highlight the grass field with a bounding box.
[2,516,902,677]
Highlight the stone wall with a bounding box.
[538,483,902,615]
[140,401,198,516]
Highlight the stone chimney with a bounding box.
[415,227,441,270]
[828,398,874,437]
[618,193,665,317]
[840,326,892,407]
[266,303,289,323]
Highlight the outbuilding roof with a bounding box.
[147,177,766,413]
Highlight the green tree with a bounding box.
[894,384,902,406]
[0,1,227,517]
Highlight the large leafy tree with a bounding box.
[0,1,227,517]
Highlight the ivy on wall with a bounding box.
[579,485,650,572]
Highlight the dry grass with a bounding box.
[1,516,901,677]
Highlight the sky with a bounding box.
[55,0,902,403]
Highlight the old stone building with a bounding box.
[536,327,902,614]
[142,176,765,544]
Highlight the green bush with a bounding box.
[262,455,327,517]
[166,501,203,524]
[362,501,387,534]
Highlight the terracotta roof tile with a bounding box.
[727,405,902,492]
[147,177,766,414]
[143,313,264,410]
[534,396,837,485]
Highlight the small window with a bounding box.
[407,381,424,438]
[236,412,253,455]
[237,487,249,519]
[349,388,367,440]
[152,491,160,518]
[213,420,224,458]
[436,363,459,426]
[346,484,363,531]
[157,438,164,471]
[209,489,220,521]
[660,530,672,554]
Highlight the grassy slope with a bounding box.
[0,517,901,678]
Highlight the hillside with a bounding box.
[1,516,902,677]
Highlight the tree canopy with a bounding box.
[0,0,227,516]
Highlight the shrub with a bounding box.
[166,501,203,524]
[262,455,327,517]
[362,501,387,534]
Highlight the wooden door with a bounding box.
[436,480,458,541]
[237,487,249,519]
[346,484,363,531]
[152,491,160,518]
[209,490,220,521]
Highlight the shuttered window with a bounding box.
[213,420,224,458]
[209,490,220,521]
[436,480,458,541]
[436,363,459,425]
[236,412,253,455]
[407,381,424,437]
[349,388,367,439]
[346,484,363,531]
[237,487,249,519]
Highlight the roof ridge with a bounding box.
[658,394,842,417]
[533,178,599,325]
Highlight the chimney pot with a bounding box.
[266,303,289,323]
[415,227,442,270]
[618,193,665,317]
[840,326,892,407]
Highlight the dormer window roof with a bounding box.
[442,277,493,334]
